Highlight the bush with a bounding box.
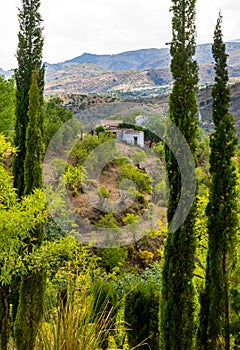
[138,249,154,265]
[125,279,160,350]
[97,186,110,209]
[119,164,152,195]
[63,164,87,193]
[98,246,128,272]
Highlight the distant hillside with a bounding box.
[60,81,240,141]
[44,41,240,96]
[0,68,13,79]
[45,62,108,83]
[130,82,240,139]
[1,40,240,96]
[45,67,173,96]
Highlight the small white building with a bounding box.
[135,115,148,126]
[122,129,144,147]
[98,119,145,147]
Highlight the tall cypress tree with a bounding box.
[198,14,238,350]
[14,70,45,350]
[13,0,44,197]
[161,0,199,349]
[24,69,43,196]
[12,1,45,349]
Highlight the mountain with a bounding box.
[46,41,240,73]
[1,40,240,95]
[45,66,173,96]
[45,62,108,85]
[43,41,240,95]
[228,39,240,43]
[46,48,170,73]
[0,68,13,79]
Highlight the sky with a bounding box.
[1,0,240,70]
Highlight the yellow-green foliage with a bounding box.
[119,163,152,194]
[63,164,87,192]
[0,135,48,285]
[0,76,15,138]
[138,249,154,265]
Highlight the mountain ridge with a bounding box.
[43,40,240,95]
[45,41,240,73]
[1,40,240,96]
[1,40,240,77]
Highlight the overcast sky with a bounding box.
[1,0,240,70]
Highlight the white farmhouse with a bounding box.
[122,129,144,147]
[98,119,145,147]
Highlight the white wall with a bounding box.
[122,130,144,147]
[135,115,148,126]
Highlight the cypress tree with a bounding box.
[24,69,43,196]
[11,0,44,323]
[12,1,45,348]
[13,0,44,197]
[14,272,46,350]
[10,0,44,333]
[199,14,238,350]
[14,70,46,350]
[161,0,199,349]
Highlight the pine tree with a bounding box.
[198,14,238,350]
[160,0,199,349]
[13,0,44,197]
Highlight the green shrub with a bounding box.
[119,164,152,194]
[98,246,128,272]
[97,186,110,209]
[130,150,146,163]
[63,164,87,193]
[125,279,160,350]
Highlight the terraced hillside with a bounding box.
[60,82,240,140]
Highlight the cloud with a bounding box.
[0,0,239,70]
[41,0,171,62]
[196,0,240,43]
